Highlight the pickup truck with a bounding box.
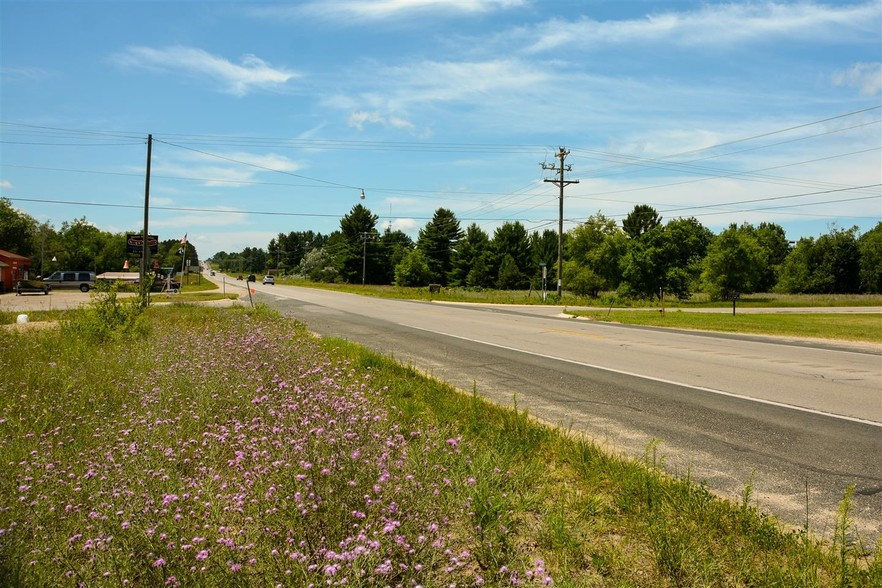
[15,280,51,295]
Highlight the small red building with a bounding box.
[0,249,33,293]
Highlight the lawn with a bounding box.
[1,301,878,586]
[568,310,882,343]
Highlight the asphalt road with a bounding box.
[5,280,881,544]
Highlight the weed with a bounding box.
[60,281,147,342]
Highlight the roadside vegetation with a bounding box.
[1,300,880,586]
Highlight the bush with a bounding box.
[61,281,147,342]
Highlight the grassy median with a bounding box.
[568,310,882,344]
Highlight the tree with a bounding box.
[417,208,462,285]
[777,226,861,294]
[618,233,663,299]
[701,224,768,300]
[336,204,379,284]
[394,249,432,287]
[57,218,102,271]
[562,261,606,297]
[300,247,338,282]
[490,221,531,289]
[622,204,661,239]
[235,246,266,274]
[496,254,526,289]
[530,229,559,289]
[563,212,624,297]
[858,222,882,293]
[274,230,326,272]
[0,197,37,256]
[377,228,414,285]
[744,222,791,292]
[449,224,491,288]
[662,217,713,297]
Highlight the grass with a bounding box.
[568,310,882,343]
[1,301,879,586]
[276,277,882,309]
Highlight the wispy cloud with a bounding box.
[390,59,549,102]
[833,62,882,96]
[0,180,14,190]
[111,46,299,96]
[348,111,418,133]
[154,150,304,187]
[339,58,549,131]
[254,0,526,21]
[521,1,881,52]
[0,66,52,84]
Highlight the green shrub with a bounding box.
[61,281,148,342]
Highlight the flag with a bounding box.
[180,233,187,245]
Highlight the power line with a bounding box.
[153,138,364,192]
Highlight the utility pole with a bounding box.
[359,231,377,286]
[140,134,152,307]
[542,147,579,296]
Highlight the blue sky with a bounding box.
[1,0,880,259]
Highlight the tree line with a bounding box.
[3,197,878,297]
[211,202,882,298]
[0,198,199,276]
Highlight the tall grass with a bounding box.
[1,304,879,586]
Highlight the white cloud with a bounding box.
[389,59,548,103]
[348,111,417,132]
[833,62,882,96]
[153,150,304,187]
[192,229,281,258]
[151,207,250,230]
[522,1,881,52]
[112,46,299,96]
[259,0,526,21]
[337,58,549,133]
[391,217,419,232]
[0,180,14,190]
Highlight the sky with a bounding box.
[1,0,880,260]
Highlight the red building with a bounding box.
[0,249,33,293]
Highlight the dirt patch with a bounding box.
[2,320,60,331]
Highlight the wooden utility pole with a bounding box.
[542,147,579,296]
[359,231,377,286]
[140,134,152,307]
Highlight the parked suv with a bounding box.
[262,275,275,285]
[43,271,96,292]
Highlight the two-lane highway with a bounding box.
[216,276,882,542]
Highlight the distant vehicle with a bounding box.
[262,275,275,285]
[43,271,96,292]
[15,280,50,295]
[247,274,256,282]
[210,270,215,276]
[236,275,243,280]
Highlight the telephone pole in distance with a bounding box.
[542,147,579,296]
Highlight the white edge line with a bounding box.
[407,325,882,429]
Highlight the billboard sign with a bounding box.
[126,234,159,254]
